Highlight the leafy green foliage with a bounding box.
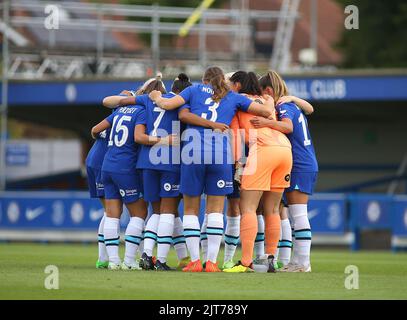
[337,0,407,68]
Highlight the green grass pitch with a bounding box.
[1,243,406,300]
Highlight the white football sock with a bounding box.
[104,217,121,264]
[200,214,208,262]
[124,216,144,265]
[275,221,282,259]
[138,239,144,257]
[206,213,224,263]
[157,213,175,263]
[183,215,201,261]
[97,214,108,262]
[143,213,160,257]
[278,217,293,266]
[289,204,311,267]
[255,215,265,257]
[224,215,240,263]
[173,217,188,260]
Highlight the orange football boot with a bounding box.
[182,259,203,272]
[204,261,221,272]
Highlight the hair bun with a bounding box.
[177,73,189,82]
[155,72,163,81]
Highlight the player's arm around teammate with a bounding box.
[148,84,275,120]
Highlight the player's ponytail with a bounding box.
[259,70,289,101]
[155,72,163,81]
[203,66,229,102]
[136,72,167,95]
[171,73,192,94]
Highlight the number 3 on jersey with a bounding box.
[108,115,131,147]
[201,97,219,121]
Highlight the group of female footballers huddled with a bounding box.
[86,66,318,273]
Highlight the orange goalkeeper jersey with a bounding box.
[230,95,291,161]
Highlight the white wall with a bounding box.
[5,139,82,181]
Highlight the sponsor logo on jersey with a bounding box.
[99,130,107,139]
[217,180,226,188]
[120,189,140,197]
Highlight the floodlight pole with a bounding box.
[152,3,160,74]
[0,0,10,190]
[310,0,318,64]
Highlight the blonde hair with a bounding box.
[203,66,230,102]
[259,70,289,101]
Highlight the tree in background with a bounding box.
[337,0,407,68]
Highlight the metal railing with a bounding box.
[1,0,300,80]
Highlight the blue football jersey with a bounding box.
[179,84,252,161]
[85,129,110,169]
[277,102,318,172]
[136,92,183,172]
[102,106,146,174]
[86,93,128,169]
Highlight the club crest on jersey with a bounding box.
[99,130,107,139]
[217,180,226,188]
